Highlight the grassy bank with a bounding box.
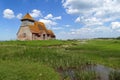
[0,39,120,80]
[0,60,60,80]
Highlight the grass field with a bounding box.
[0,39,120,80]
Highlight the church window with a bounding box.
[23,33,26,37]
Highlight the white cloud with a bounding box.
[30,9,42,18]
[62,0,120,24]
[78,16,103,26]
[44,14,53,19]
[39,19,57,28]
[44,14,62,20]
[62,0,102,15]
[61,0,120,39]
[16,13,22,19]
[111,22,120,29]
[65,25,70,27]
[39,13,62,29]
[75,17,80,23]
[3,9,23,19]
[3,9,15,19]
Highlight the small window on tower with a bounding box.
[23,33,26,37]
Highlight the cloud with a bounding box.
[76,16,103,26]
[39,19,57,28]
[53,16,62,20]
[62,0,102,15]
[58,25,116,39]
[62,0,120,24]
[75,17,80,23]
[44,14,53,19]
[16,13,22,19]
[61,0,120,39]
[111,22,120,29]
[3,9,23,19]
[30,9,42,18]
[39,14,62,28]
[58,21,120,39]
[3,9,42,19]
[44,14,62,20]
[65,25,70,27]
[3,9,15,19]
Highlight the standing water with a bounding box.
[87,64,113,80]
[57,64,120,80]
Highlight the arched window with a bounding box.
[23,33,26,37]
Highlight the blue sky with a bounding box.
[1,0,120,40]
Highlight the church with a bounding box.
[17,13,56,40]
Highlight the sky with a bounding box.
[1,0,120,40]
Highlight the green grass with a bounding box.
[0,60,60,80]
[0,39,120,80]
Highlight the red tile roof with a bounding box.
[48,30,55,37]
[29,25,40,33]
[29,21,55,37]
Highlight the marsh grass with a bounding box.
[0,39,120,80]
[75,71,99,80]
[109,70,120,80]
